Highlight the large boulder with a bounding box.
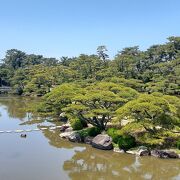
[68,132,82,143]
[59,131,73,139]
[151,150,179,159]
[92,134,113,150]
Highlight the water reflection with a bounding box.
[63,147,180,180]
[0,95,36,120]
[39,127,180,180]
[41,128,85,149]
[0,95,180,180]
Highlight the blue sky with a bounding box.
[0,0,179,59]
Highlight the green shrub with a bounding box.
[113,134,122,144]
[78,127,101,141]
[87,127,101,137]
[118,135,136,151]
[79,129,89,140]
[177,140,180,150]
[107,128,121,144]
[71,119,83,130]
[107,128,116,137]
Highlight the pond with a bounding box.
[0,95,179,180]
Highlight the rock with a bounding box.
[126,150,137,155]
[68,132,82,143]
[138,146,148,150]
[65,127,73,132]
[125,146,150,156]
[113,147,125,153]
[151,150,179,159]
[137,146,150,156]
[164,151,179,158]
[64,123,71,127]
[59,125,69,132]
[84,136,93,144]
[92,134,113,150]
[138,149,150,156]
[59,131,73,139]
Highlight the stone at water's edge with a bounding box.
[68,132,82,143]
[126,150,136,155]
[151,150,179,159]
[65,127,73,132]
[126,146,150,156]
[138,149,150,156]
[113,147,125,153]
[84,136,93,144]
[137,146,150,156]
[59,125,70,132]
[92,134,113,150]
[59,132,73,139]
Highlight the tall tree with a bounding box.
[97,45,109,62]
[4,49,26,69]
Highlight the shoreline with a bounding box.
[59,123,180,159]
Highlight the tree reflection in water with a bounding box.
[63,146,180,180]
[41,128,180,180]
[41,128,85,149]
[0,95,38,120]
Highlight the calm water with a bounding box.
[0,95,179,180]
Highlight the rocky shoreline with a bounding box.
[59,123,180,159]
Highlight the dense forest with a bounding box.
[0,36,180,96]
[0,36,180,149]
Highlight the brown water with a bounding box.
[0,95,179,180]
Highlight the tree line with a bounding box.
[0,36,179,96]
